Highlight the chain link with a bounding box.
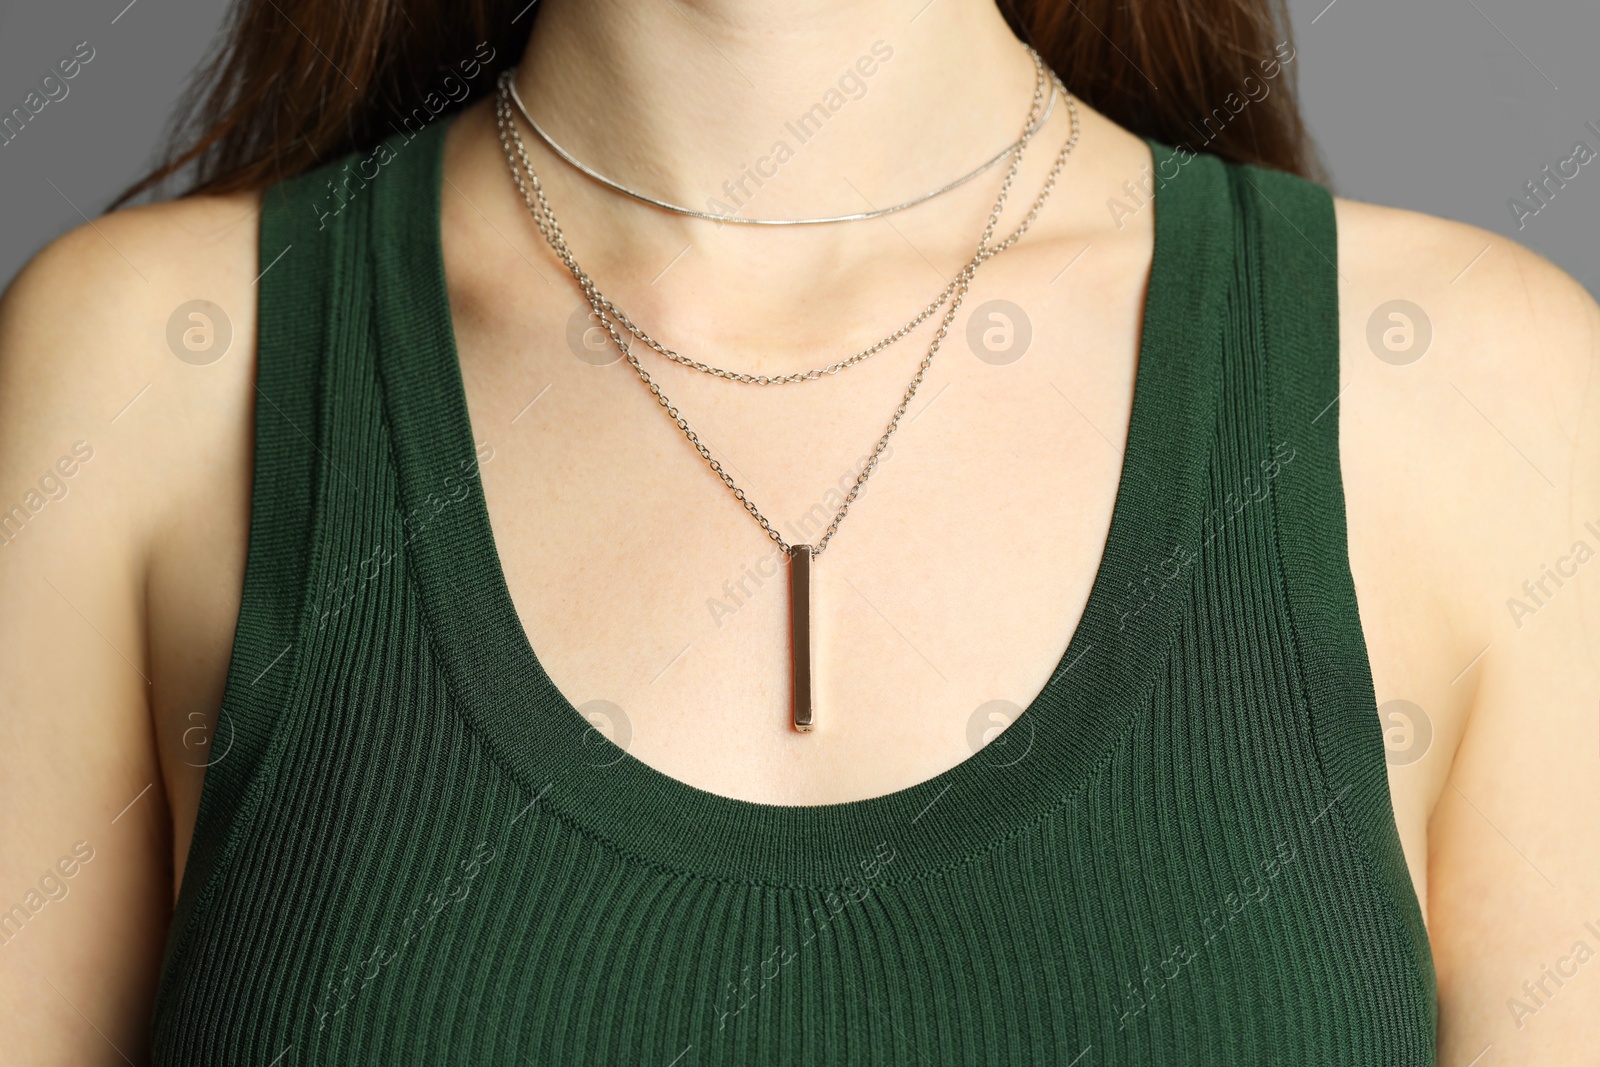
[494,57,1081,556]
[505,54,1061,228]
[574,49,1050,386]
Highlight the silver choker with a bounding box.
[503,59,1060,226]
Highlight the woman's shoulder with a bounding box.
[1334,191,1596,326]
[1,188,263,443]
[0,189,264,879]
[1329,189,1597,701]
[11,185,263,294]
[1328,191,1597,608]
[1329,193,1600,1061]
[1,187,262,520]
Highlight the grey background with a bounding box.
[1,0,1596,296]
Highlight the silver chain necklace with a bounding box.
[494,61,1082,730]
[504,50,1059,386]
[505,60,1060,227]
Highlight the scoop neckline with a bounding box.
[369,112,1231,887]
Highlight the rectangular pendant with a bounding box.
[789,544,815,733]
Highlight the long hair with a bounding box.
[110,0,1323,208]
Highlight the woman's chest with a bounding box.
[451,275,1147,803]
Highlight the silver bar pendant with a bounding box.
[789,544,814,733]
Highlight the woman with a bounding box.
[1,0,1595,1061]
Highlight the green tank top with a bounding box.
[152,112,1437,1064]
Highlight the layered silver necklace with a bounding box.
[494,55,1081,732]
[503,60,1060,227]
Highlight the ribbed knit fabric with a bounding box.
[151,113,1437,1065]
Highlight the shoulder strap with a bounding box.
[165,144,377,972]
[1239,161,1438,1015]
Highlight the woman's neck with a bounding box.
[513,0,1039,220]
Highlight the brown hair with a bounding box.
[111,0,1323,208]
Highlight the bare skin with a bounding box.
[1,0,1596,1062]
